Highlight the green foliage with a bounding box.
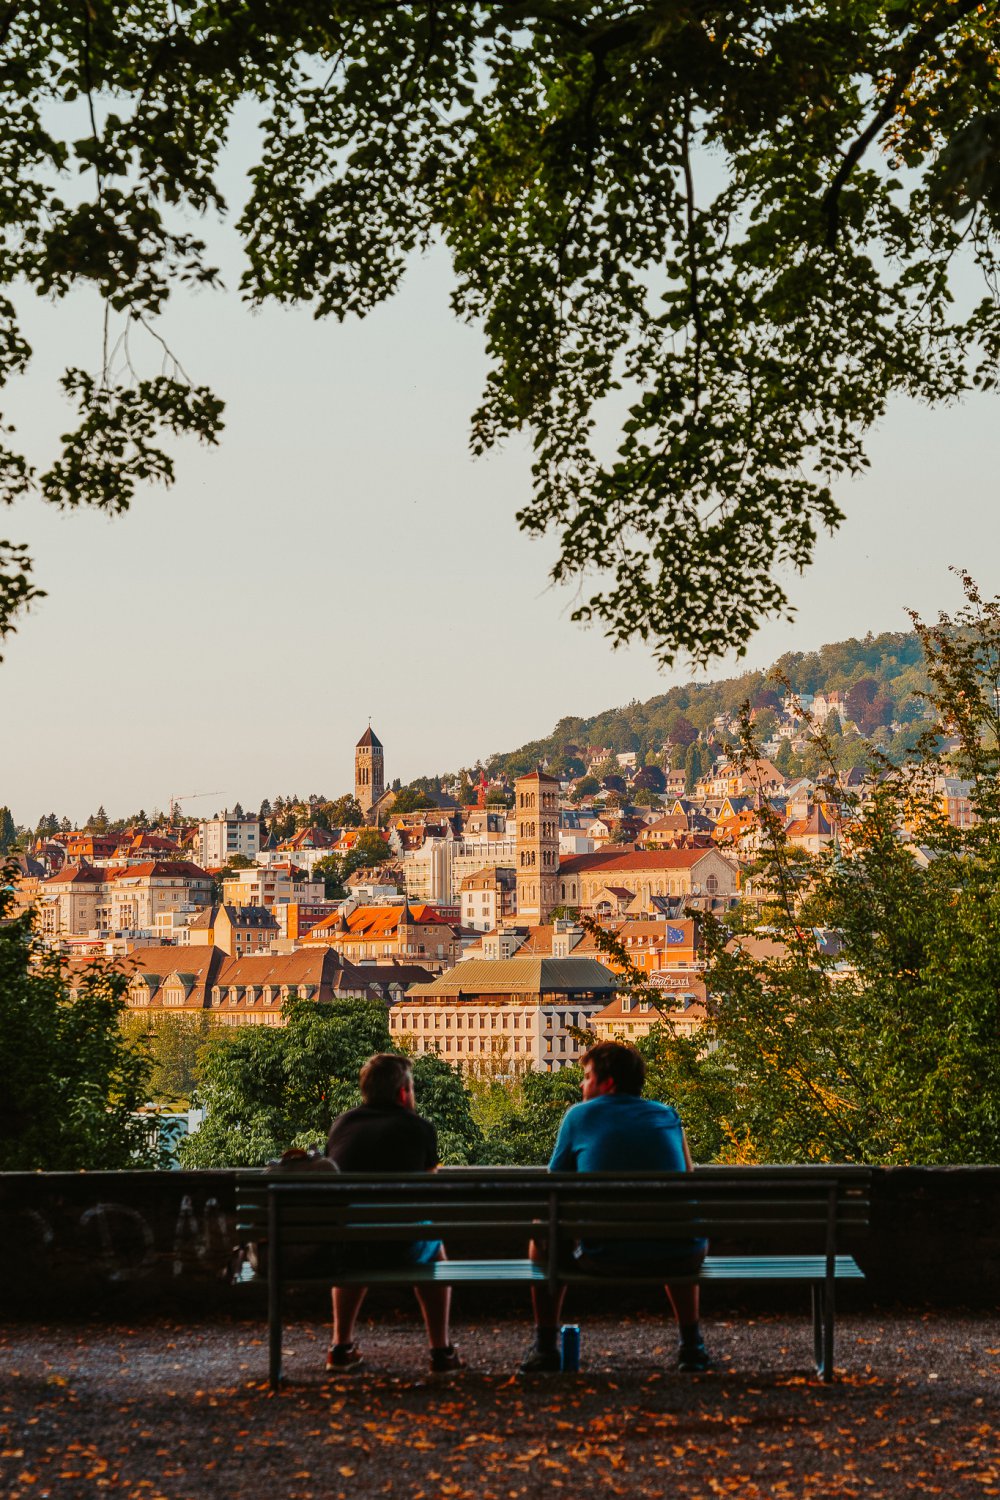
[312,854,346,900]
[696,576,1000,1163]
[340,829,393,880]
[470,1070,583,1166]
[180,997,479,1167]
[0,806,17,851]
[409,1053,484,1165]
[180,996,393,1167]
[487,631,934,783]
[2,8,999,666]
[684,741,705,794]
[391,786,437,814]
[119,1013,218,1107]
[0,873,153,1169]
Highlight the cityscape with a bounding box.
[2,649,976,1112]
[2,3,1000,1491]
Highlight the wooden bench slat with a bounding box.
[271,1253,865,1289]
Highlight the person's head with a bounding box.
[580,1041,646,1100]
[359,1053,415,1109]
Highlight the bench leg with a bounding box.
[811,1283,835,1383]
[823,1275,836,1384]
[811,1284,823,1373]
[268,1269,283,1390]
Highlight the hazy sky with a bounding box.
[3,130,999,828]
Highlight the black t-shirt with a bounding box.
[326,1104,439,1173]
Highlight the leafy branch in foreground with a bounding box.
[1,5,1000,660]
[702,573,1000,1163]
[0,866,154,1170]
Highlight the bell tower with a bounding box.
[355,725,385,821]
[515,770,560,924]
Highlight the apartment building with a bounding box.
[390,955,618,1074]
[197,812,260,868]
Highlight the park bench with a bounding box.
[235,1164,869,1388]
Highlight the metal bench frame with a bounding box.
[235,1164,869,1388]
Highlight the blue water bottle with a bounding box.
[560,1324,581,1372]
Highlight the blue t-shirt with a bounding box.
[549,1093,706,1261]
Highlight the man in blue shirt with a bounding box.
[521,1041,710,1374]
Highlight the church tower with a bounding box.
[514,770,560,924]
[355,725,385,821]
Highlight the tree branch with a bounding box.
[822,0,985,248]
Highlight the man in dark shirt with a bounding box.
[325,1053,461,1375]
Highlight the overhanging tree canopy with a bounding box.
[2,2,999,659]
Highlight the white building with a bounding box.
[221,864,323,908]
[390,956,619,1075]
[197,812,260,868]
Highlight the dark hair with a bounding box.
[581,1041,646,1096]
[359,1053,413,1107]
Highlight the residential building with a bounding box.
[400,826,455,905]
[784,804,837,854]
[36,863,104,942]
[389,955,619,1074]
[937,775,976,829]
[220,864,323,908]
[451,812,519,896]
[696,758,786,800]
[57,831,119,865]
[305,900,461,969]
[459,867,516,932]
[345,866,405,902]
[187,904,280,956]
[69,946,434,1026]
[591,982,707,1042]
[197,812,260,869]
[271,901,345,944]
[102,860,213,935]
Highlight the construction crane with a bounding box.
[168,790,223,821]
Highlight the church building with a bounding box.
[355,725,391,823]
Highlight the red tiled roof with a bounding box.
[108,860,211,881]
[308,902,450,940]
[558,849,722,875]
[43,862,103,885]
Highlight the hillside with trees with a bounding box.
[484,631,931,781]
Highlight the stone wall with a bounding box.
[1,1166,998,1316]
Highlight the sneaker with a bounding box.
[519,1341,563,1375]
[677,1340,712,1373]
[325,1342,363,1373]
[429,1344,464,1375]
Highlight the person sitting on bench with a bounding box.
[521,1040,710,1374]
[325,1053,462,1375]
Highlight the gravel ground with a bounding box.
[2,1309,999,1499]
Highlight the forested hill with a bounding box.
[485,631,930,778]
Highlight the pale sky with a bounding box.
[3,129,999,828]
